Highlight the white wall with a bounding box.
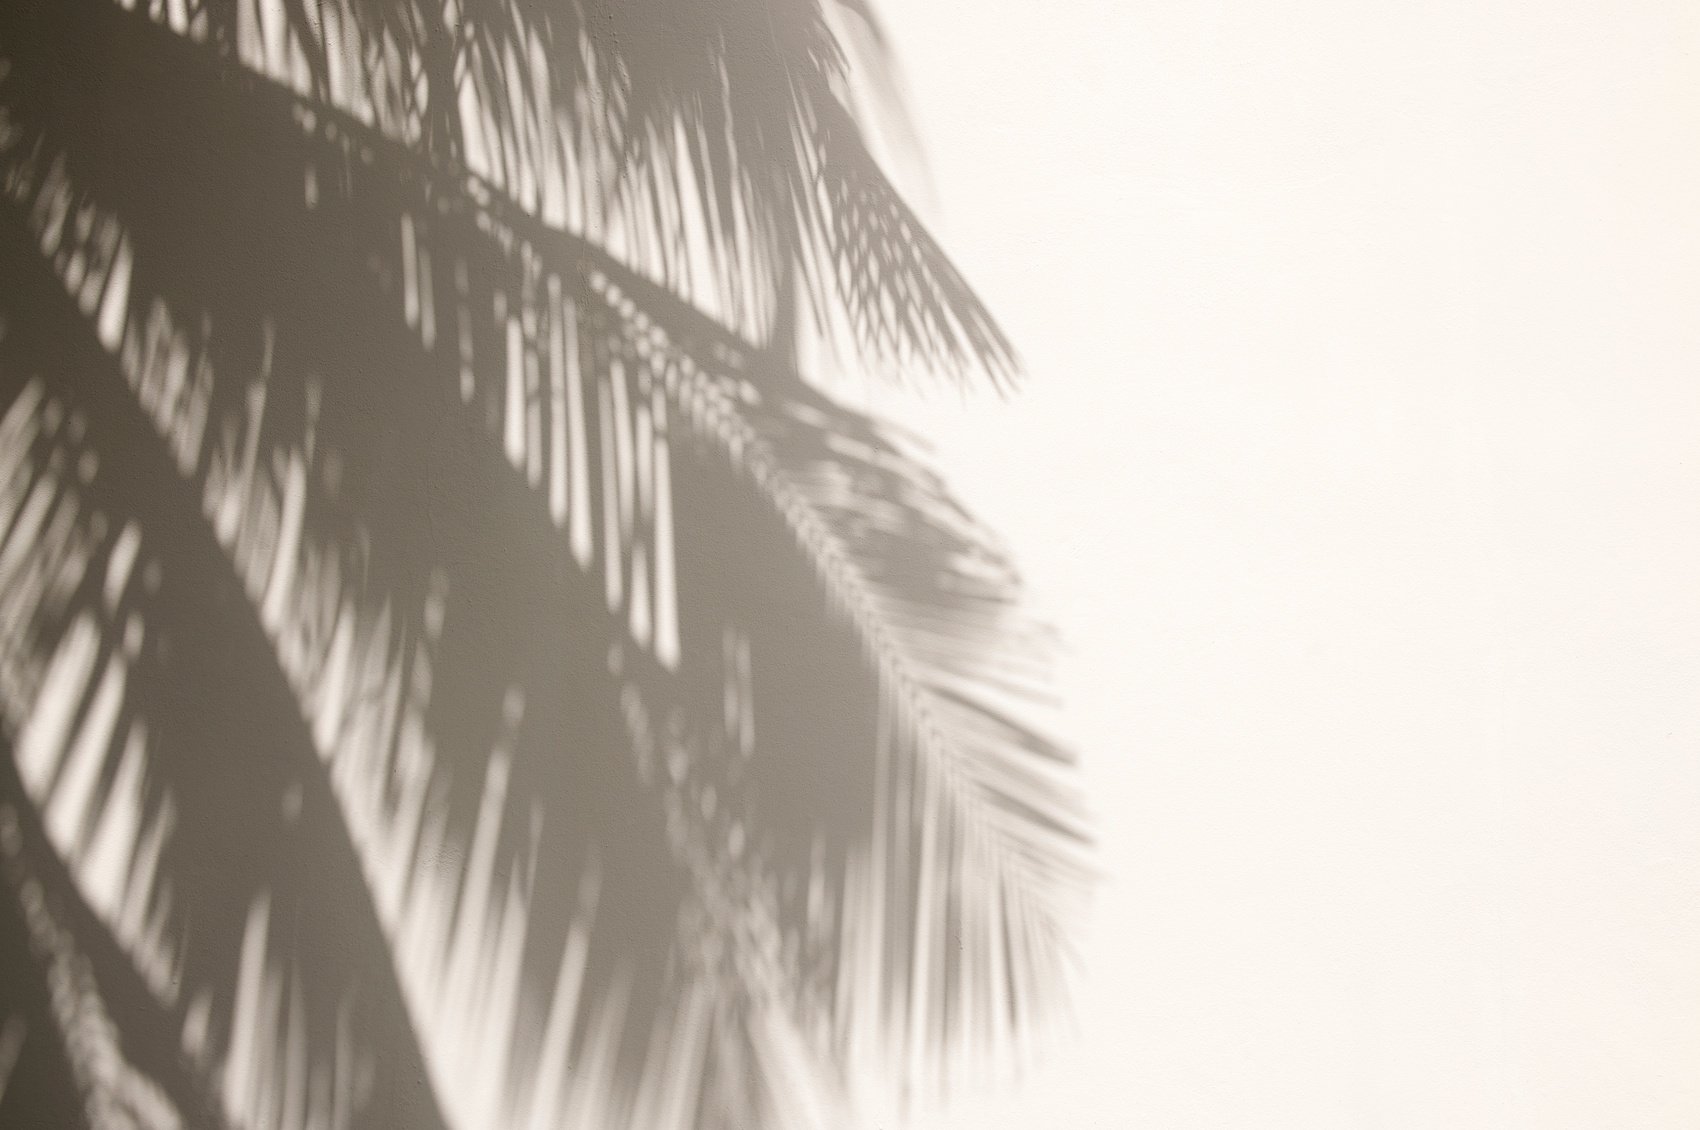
[877,1,1700,1126]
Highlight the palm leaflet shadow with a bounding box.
[0,1,1092,1126]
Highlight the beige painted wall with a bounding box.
[880,1,1700,1126]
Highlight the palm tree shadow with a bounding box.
[0,209,458,1129]
[0,1,1093,1128]
[0,57,702,1130]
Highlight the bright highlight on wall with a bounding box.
[881,1,1700,1127]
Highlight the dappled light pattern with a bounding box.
[0,795,186,1130]
[0,0,1090,1128]
[0,235,451,1130]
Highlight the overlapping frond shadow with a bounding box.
[0,0,1092,1128]
[166,0,1014,385]
[0,207,453,1130]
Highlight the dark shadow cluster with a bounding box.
[0,1,1090,1128]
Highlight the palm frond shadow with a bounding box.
[150,0,1014,384]
[0,0,1093,1128]
[0,222,451,1130]
[0,753,105,1129]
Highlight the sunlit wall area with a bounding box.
[879,1,1700,1127]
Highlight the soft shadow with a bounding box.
[0,1,1091,1128]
